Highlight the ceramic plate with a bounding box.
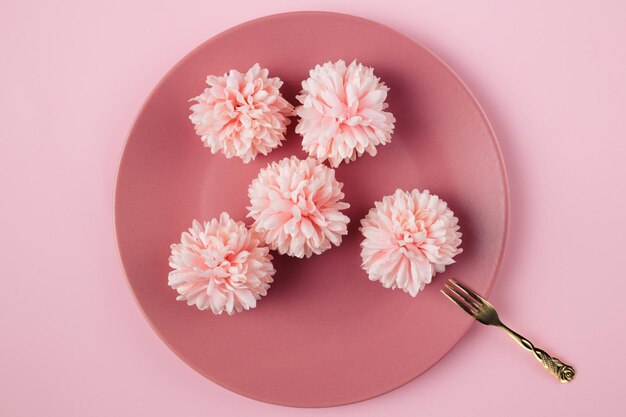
[115,11,508,407]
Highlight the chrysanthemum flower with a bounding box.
[189,64,294,163]
[168,213,275,314]
[360,189,462,296]
[247,156,350,258]
[295,59,395,167]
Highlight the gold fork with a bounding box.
[441,278,575,383]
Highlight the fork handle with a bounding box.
[499,324,575,383]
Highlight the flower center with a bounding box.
[396,226,427,248]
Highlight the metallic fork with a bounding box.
[441,278,575,383]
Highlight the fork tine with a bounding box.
[440,288,477,318]
[444,283,481,310]
[449,278,486,304]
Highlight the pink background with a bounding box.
[1,1,625,416]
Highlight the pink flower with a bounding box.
[360,189,462,296]
[189,64,295,163]
[247,156,350,258]
[295,59,396,167]
[168,213,275,315]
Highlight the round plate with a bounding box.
[115,12,508,407]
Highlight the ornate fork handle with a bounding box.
[499,324,575,383]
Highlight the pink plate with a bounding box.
[115,12,508,407]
